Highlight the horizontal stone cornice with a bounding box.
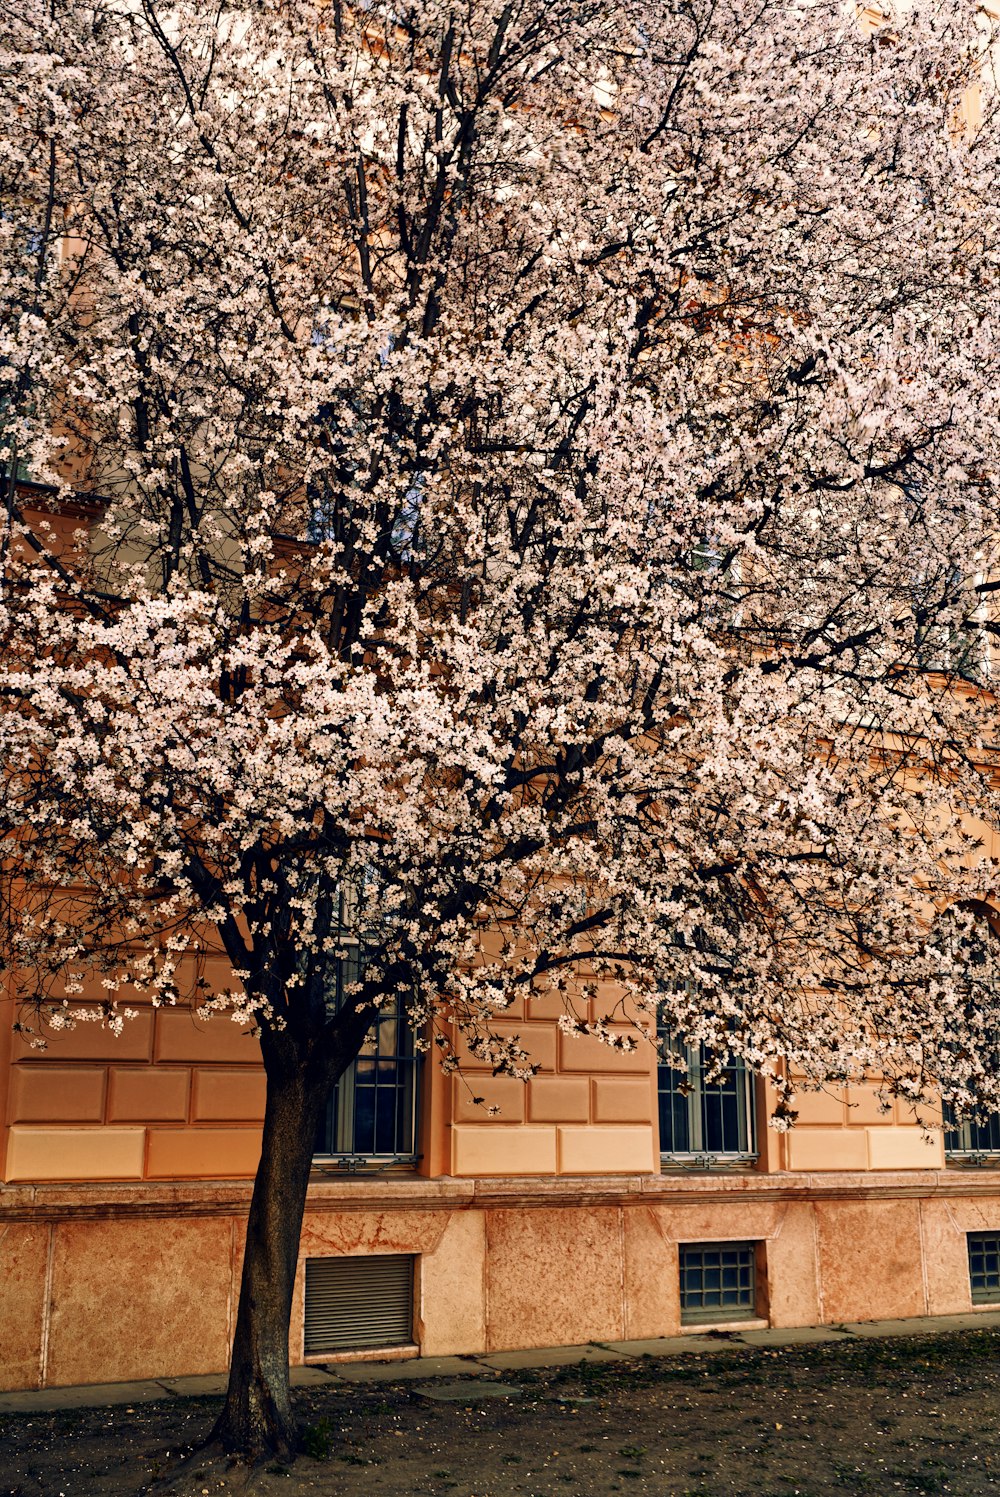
[4,1166,1000,1222]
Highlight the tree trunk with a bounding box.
[211,1058,329,1464]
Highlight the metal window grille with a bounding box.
[314,976,419,1165]
[313,911,419,1167]
[907,546,988,683]
[658,1031,756,1165]
[967,1233,1000,1305]
[945,1106,1000,1162]
[304,1254,414,1354]
[942,917,1000,1161]
[680,1241,757,1324]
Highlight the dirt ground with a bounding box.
[5,1329,1000,1497]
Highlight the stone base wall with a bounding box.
[2,1170,1000,1392]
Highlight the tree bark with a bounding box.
[211,1054,329,1464]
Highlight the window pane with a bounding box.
[376,1016,398,1056]
[968,1233,1000,1303]
[945,1103,1000,1155]
[351,1074,377,1154]
[702,1058,744,1152]
[969,1115,1000,1151]
[658,1060,692,1153]
[658,1030,754,1161]
[680,1242,757,1323]
[316,961,419,1162]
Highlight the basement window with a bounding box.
[679,1241,757,1324]
[968,1233,1000,1305]
[304,1254,415,1355]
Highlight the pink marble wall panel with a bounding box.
[45,1216,233,1386]
[299,1209,450,1260]
[920,1199,975,1316]
[485,1206,624,1350]
[813,1199,925,1323]
[764,1203,821,1328]
[0,1222,49,1391]
[622,1206,680,1339]
[659,1200,786,1246]
[418,1210,488,1356]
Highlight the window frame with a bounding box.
[658,1030,758,1170]
[679,1240,759,1325]
[944,1107,1000,1167]
[313,1004,421,1172]
[311,895,421,1173]
[967,1232,1000,1306]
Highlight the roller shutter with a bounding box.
[304,1254,415,1354]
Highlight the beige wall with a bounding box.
[448,991,658,1177]
[3,994,662,1184]
[2,992,955,1183]
[781,1084,945,1172]
[3,998,266,1184]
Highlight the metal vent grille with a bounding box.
[304,1254,414,1354]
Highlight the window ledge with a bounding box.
[680,1317,769,1334]
[304,1344,420,1366]
[312,1158,420,1178]
[661,1156,759,1173]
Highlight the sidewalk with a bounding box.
[4,1308,1000,1415]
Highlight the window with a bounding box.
[312,896,420,1168]
[304,1254,415,1353]
[658,1031,756,1166]
[909,562,987,682]
[680,538,741,629]
[680,1241,757,1324]
[967,1233,1000,1305]
[940,907,1000,1165]
[0,391,33,484]
[944,1106,1000,1164]
[314,988,419,1166]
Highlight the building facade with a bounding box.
[5,971,1000,1393]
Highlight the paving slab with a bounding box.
[290,1366,340,1387]
[413,1381,523,1403]
[936,1311,1000,1332]
[839,1313,1000,1339]
[156,1373,229,1397]
[0,1380,167,1413]
[477,1344,624,1370]
[326,1355,486,1383]
[738,1326,854,1347]
[601,1335,742,1357]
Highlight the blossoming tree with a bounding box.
[3,0,1000,1464]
